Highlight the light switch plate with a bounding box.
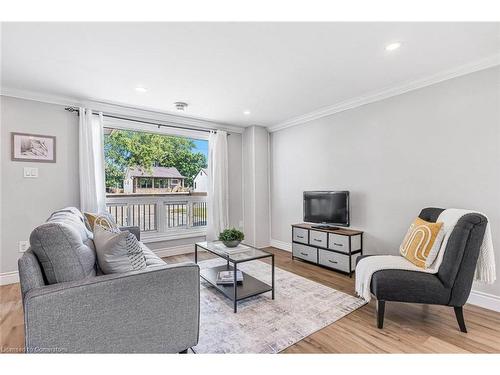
[23,167,38,178]
[19,240,30,253]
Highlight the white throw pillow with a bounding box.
[140,242,167,267]
[93,225,147,274]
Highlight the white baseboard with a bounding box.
[152,244,197,258]
[467,290,500,312]
[0,271,19,286]
[270,239,292,252]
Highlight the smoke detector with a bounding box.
[174,102,188,112]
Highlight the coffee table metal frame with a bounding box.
[195,242,275,313]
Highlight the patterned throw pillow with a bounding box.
[399,217,445,268]
[84,212,118,232]
[93,224,147,274]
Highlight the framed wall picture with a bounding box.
[11,132,56,163]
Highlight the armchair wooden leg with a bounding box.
[179,349,189,354]
[454,306,467,333]
[377,300,385,329]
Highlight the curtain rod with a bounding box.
[64,107,229,135]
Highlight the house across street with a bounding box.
[123,166,186,194]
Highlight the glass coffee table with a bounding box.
[195,241,275,313]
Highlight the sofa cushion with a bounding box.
[29,207,97,284]
[93,225,147,274]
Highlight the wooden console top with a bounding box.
[292,223,363,236]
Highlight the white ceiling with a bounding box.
[1,22,499,128]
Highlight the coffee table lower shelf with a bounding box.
[200,265,273,312]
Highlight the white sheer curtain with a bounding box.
[79,108,107,213]
[206,130,229,241]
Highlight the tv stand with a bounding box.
[311,225,340,230]
[291,224,364,277]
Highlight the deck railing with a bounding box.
[106,193,207,236]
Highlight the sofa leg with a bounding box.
[454,306,467,333]
[179,349,189,354]
[377,300,385,329]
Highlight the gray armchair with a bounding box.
[357,207,488,333]
[18,208,200,353]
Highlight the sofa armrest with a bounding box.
[23,262,199,353]
[119,225,140,241]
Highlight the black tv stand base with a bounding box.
[311,225,340,230]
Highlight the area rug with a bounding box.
[193,258,366,353]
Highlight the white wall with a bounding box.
[1,97,80,278]
[0,96,244,279]
[270,66,500,299]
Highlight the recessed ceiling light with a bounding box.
[385,42,402,52]
[243,110,251,115]
[135,86,148,93]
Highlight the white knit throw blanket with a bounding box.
[355,209,496,302]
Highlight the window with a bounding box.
[104,128,207,193]
[103,126,209,236]
[139,178,153,188]
[154,178,168,188]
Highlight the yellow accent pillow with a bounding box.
[84,212,116,232]
[399,217,444,269]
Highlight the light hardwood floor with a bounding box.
[2,247,500,353]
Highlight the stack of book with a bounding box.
[216,270,244,285]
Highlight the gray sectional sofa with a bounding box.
[18,207,200,353]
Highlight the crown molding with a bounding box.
[3,53,499,135]
[268,54,500,132]
[0,87,245,134]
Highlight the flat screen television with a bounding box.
[303,191,350,229]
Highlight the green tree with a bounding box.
[105,163,125,190]
[104,130,207,189]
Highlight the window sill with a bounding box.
[141,228,207,243]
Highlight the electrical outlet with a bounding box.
[19,240,30,253]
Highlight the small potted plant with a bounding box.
[219,228,245,247]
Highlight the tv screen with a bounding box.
[303,191,349,226]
